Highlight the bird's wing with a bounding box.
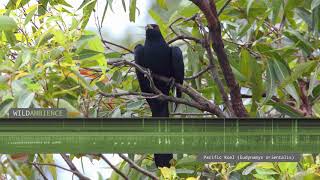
[171,46,184,98]
[134,44,144,65]
[134,44,149,93]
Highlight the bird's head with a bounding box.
[145,24,163,41]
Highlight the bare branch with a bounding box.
[118,154,159,180]
[190,0,248,117]
[107,59,226,117]
[99,154,129,180]
[218,0,232,16]
[168,14,200,46]
[99,91,161,99]
[185,65,212,80]
[102,40,133,53]
[60,154,91,180]
[167,35,202,45]
[32,163,49,180]
[171,112,213,116]
[28,162,79,174]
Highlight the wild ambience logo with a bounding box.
[9,108,67,118]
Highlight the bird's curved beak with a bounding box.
[145,24,153,30]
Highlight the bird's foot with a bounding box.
[167,77,176,89]
[144,68,152,78]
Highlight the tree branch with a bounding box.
[60,154,91,180]
[28,162,80,175]
[195,15,235,117]
[190,0,248,117]
[218,0,232,16]
[32,163,49,180]
[107,59,226,117]
[99,154,129,180]
[185,65,212,80]
[102,40,133,53]
[167,35,202,45]
[118,154,159,180]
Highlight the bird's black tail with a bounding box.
[149,100,173,168]
[154,153,173,168]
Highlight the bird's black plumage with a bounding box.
[134,24,184,167]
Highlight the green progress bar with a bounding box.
[0,118,319,153]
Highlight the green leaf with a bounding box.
[149,9,167,37]
[0,98,14,117]
[127,100,145,110]
[157,0,168,10]
[233,162,251,171]
[264,60,277,104]
[129,0,137,22]
[281,61,317,87]
[283,30,314,54]
[16,0,23,8]
[231,66,247,82]
[271,0,282,23]
[81,0,96,29]
[267,101,303,117]
[16,49,32,69]
[272,59,300,106]
[105,52,122,59]
[37,32,54,46]
[17,92,35,108]
[253,174,275,180]
[70,68,94,91]
[308,64,320,96]
[278,162,297,176]
[242,163,257,175]
[240,48,251,79]
[4,30,17,45]
[0,16,17,31]
[6,0,30,9]
[176,155,204,169]
[311,0,320,10]
[24,6,37,25]
[247,0,255,15]
[121,0,126,12]
[285,0,304,11]
[56,99,82,117]
[38,0,49,16]
[76,49,103,60]
[255,168,278,175]
[77,0,95,10]
[50,0,72,8]
[250,57,263,114]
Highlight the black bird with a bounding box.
[134,24,184,167]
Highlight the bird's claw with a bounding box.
[168,77,175,89]
[144,69,152,78]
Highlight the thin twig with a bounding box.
[32,163,49,180]
[167,35,202,44]
[60,154,91,180]
[102,40,133,53]
[99,154,129,180]
[119,154,159,180]
[218,0,232,16]
[185,65,212,80]
[99,91,160,99]
[171,112,213,116]
[28,162,79,174]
